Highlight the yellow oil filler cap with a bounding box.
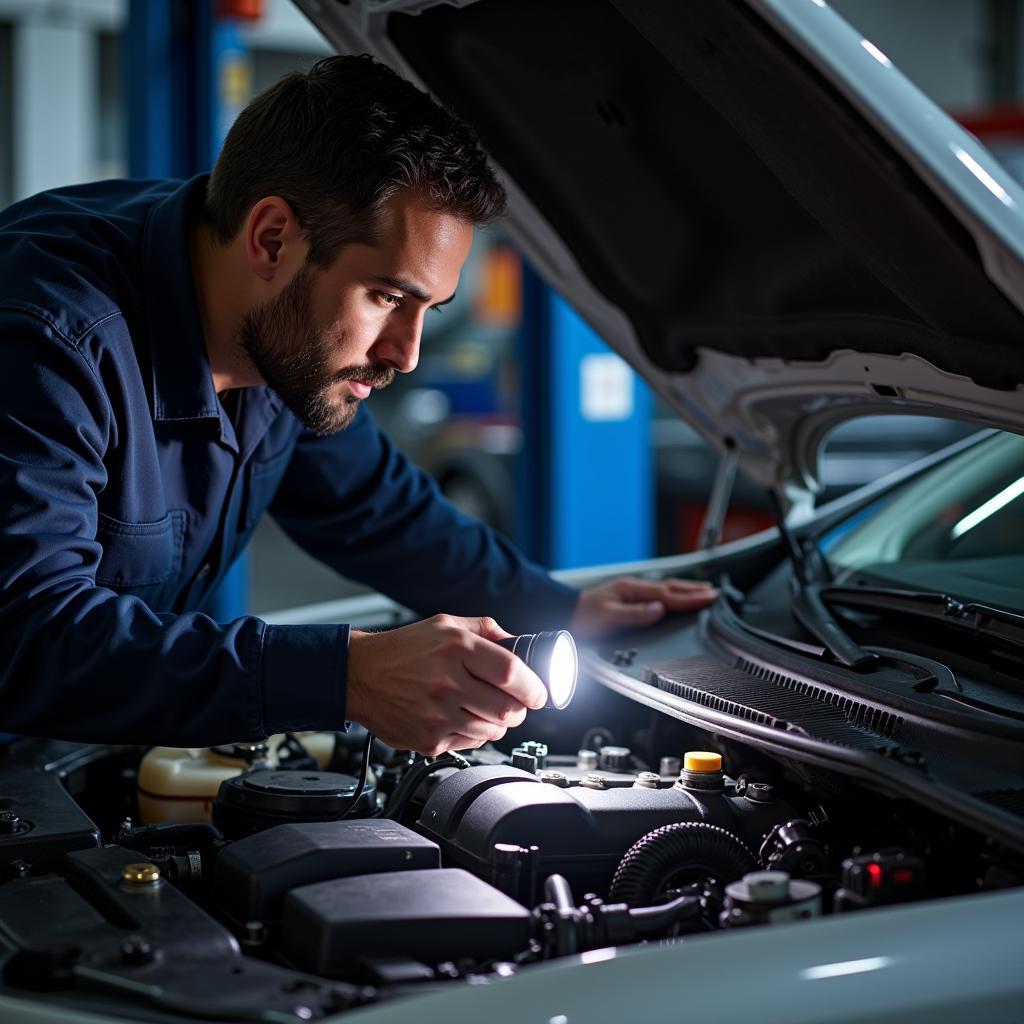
[683,751,723,773]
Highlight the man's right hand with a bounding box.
[345,614,548,756]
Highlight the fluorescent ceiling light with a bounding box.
[952,475,1024,539]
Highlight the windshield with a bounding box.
[822,430,1024,614]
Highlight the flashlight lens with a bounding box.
[496,630,578,709]
[547,632,577,709]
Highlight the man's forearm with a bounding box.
[0,584,348,745]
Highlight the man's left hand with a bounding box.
[569,576,719,639]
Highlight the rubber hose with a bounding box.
[544,873,576,916]
[609,822,758,905]
[383,750,469,821]
[543,874,580,956]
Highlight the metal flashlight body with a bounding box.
[497,630,578,710]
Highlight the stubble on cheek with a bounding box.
[237,268,398,435]
[237,269,350,434]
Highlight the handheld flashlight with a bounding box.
[498,630,578,710]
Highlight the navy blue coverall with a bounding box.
[0,176,577,745]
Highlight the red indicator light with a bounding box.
[893,868,915,885]
[866,863,884,888]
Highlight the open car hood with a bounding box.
[296,0,1024,498]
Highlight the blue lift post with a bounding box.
[517,264,653,570]
[126,0,251,620]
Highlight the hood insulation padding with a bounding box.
[389,0,1024,390]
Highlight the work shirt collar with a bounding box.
[139,175,283,457]
[141,174,223,425]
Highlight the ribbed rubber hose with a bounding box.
[609,822,758,904]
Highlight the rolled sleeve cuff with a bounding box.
[259,622,349,734]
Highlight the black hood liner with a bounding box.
[390,0,1024,390]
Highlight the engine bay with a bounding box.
[1,646,1022,1024]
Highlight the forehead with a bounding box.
[329,193,474,295]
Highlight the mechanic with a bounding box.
[0,56,716,755]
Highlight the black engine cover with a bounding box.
[215,819,440,928]
[417,766,790,896]
[282,868,532,975]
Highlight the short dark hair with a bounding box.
[204,55,507,265]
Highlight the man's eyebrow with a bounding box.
[371,275,456,307]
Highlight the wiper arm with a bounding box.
[821,584,1024,656]
[769,493,878,670]
[718,580,829,659]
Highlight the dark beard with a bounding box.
[238,262,394,435]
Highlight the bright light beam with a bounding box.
[952,475,1024,539]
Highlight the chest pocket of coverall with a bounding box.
[94,510,187,604]
[241,446,294,533]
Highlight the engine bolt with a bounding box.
[538,770,568,787]
[7,859,29,879]
[121,863,160,886]
[659,756,682,777]
[0,811,22,835]
[633,771,661,789]
[598,745,632,771]
[576,749,599,770]
[120,935,154,966]
[579,773,606,790]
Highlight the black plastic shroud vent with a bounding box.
[643,655,905,750]
[975,789,1024,820]
[737,657,905,742]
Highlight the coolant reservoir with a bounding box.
[137,733,336,824]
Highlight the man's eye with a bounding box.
[376,292,403,308]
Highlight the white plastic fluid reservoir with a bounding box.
[136,732,337,824]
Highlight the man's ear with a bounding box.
[243,196,306,282]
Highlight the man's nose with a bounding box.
[373,314,422,373]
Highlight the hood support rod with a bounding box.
[699,445,739,550]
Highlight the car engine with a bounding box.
[0,682,1020,1022]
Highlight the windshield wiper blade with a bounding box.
[791,582,880,669]
[821,584,1024,655]
[769,493,879,670]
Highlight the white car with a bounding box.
[2,2,1022,1022]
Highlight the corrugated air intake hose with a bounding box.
[609,821,758,904]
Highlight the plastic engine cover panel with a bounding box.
[215,819,441,927]
[281,867,533,975]
[417,766,788,895]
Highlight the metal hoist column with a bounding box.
[126,0,253,620]
[516,264,653,570]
